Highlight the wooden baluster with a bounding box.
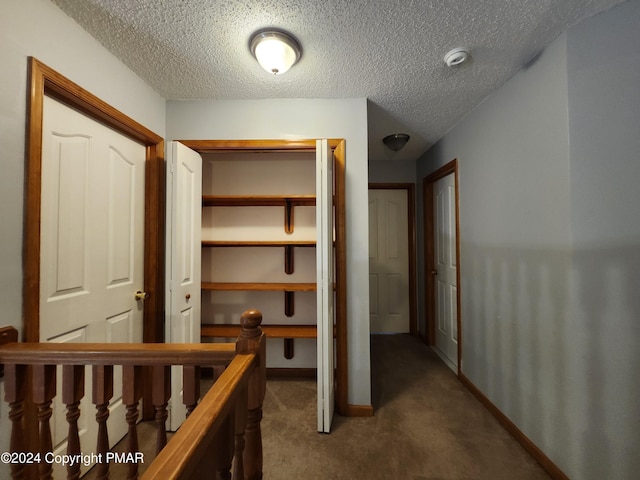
[237,310,266,480]
[215,415,233,480]
[4,363,27,480]
[123,365,142,480]
[212,365,226,382]
[152,365,170,455]
[92,365,114,480]
[33,364,56,480]
[191,442,216,479]
[62,365,85,480]
[183,365,200,418]
[233,386,248,480]
[243,408,263,480]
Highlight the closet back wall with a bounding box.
[202,151,318,369]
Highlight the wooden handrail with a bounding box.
[0,342,236,365]
[0,310,266,480]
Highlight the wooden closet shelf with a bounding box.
[201,324,336,339]
[201,282,317,292]
[201,240,316,247]
[202,195,316,207]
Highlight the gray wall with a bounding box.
[369,159,416,184]
[0,0,166,470]
[565,1,640,477]
[0,0,166,337]
[416,1,640,478]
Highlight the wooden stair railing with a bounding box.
[0,310,265,480]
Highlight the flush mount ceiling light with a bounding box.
[250,28,302,75]
[383,133,410,151]
[444,47,470,67]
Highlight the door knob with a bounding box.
[134,290,149,301]
[431,270,438,275]
[185,293,191,301]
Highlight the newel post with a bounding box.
[237,310,265,480]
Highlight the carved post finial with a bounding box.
[240,310,263,338]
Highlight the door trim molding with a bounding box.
[24,57,165,343]
[368,183,417,336]
[423,159,462,374]
[178,139,349,416]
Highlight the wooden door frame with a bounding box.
[423,159,462,374]
[368,183,418,336]
[178,139,349,417]
[23,57,165,344]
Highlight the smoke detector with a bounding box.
[444,47,470,67]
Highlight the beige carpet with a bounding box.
[85,334,550,479]
[261,334,550,480]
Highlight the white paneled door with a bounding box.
[40,96,146,472]
[166,141,202,430]
[316,139,335,433]
[433,173,458,369]
[369,189,410,333]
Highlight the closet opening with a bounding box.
[170,139,348,424]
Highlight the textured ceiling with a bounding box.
[50,0,625,161]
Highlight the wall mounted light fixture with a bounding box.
[250,28,302,75]
[383,133,410,151]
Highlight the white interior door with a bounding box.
[369,189,410,333]
[40,95,145,471]
[166,141,202,431]
[433,173,458,369]
[316,139,335,433]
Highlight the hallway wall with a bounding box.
[0,0,166,338]
[416,1,640,478]
[369,158,417,184]
[564,1,640,476]
[0,0,166,471]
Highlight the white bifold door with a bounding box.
[316,139,335,433]
[166,141,202,430]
